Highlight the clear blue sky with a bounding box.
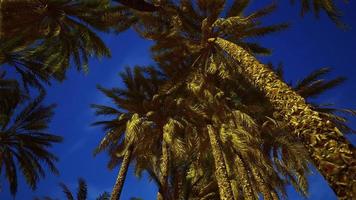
[1,1,356,200]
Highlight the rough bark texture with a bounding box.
[110,146,133,200]
[223,153,239,199]
[115,0,158,12]
[207,125,235,200]
[157,140,169,200]
[211,37,356,200]
[234,155,255,200]
[251,166,273,200]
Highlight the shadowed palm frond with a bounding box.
[0,91,62,196]
[290,0,347,27]
[1,0,137,91]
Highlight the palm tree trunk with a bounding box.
[210,37,356,200]
[250,166,273,200]
[207,125,234,200]
[234,154,255,200]
[157,140,169,200]
[110,146,133,200]
[223,153,239,199]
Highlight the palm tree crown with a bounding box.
[1,0,136,90]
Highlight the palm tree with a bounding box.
[93,65,219,200]
[124,1,355,199]
[130,1,289,198]
[223,64,355,200]
[229,66,351,199]
[130,0,355,198]
[0,91,63,196]
[127,64,289,200]
[92,65,354,199]
[209,35,355,200]
[92,66,167,200]
[167,65,354,200]
[182,67,289,200]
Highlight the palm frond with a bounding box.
[77,178,87,200]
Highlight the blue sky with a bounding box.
[1,1,356,200]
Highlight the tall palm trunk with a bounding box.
[207,125,234,200]
[110,145,133,200]
[157,140,169,200]
[234,154,255,200]
[250,166,275,200]
[223,153,239,199]
[210,37,356,200]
